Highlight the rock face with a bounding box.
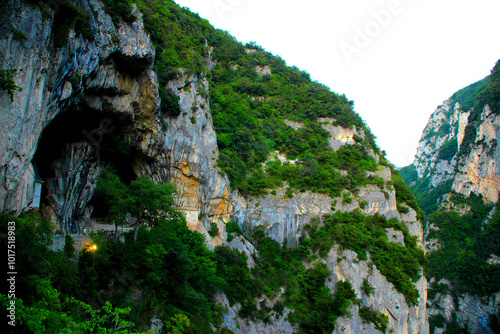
[162,73,232,240]
[231,165,407,247]
[319,117,366,152]
[328,247,428,334]
[413,100,467,188]
[405,70,500,333]
[0,0,159,233]
[215,243,428,334]
[0,1,428,333]
[225,127,428,334]
[214,291,297,334]
[452,105,500,202]
[413,99,500,202]
[426,289,500,334]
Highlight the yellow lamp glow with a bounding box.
[87,244,98,252]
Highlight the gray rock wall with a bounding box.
[0,0,159,233]
[327,247,428,334]
[413,99,500,202]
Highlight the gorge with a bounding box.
[0,0,498,333]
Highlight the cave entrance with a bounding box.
[32,106,138,233]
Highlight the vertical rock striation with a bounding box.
[413,99,500,203]
[0,0,159,231]
[452,105,500,203]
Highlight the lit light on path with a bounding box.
[87,244,98,252]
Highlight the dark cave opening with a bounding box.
[34,107,138,177]
[32,106,140,226]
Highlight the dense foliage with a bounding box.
[359,306,389,333]
[450,77,489,112]
[0,211,150,333]
[1,187,392,333]
[425,195,500,297]
[1,191,228,332]
[400,165,454,217]
[286,266,357,334]
[402,169,500,331]
[209,47,384,196]
[436,139,458,162]
[95,170,179,241]
[215,220,390,333]
[391,170,425,221]
[451,60,500,116]
[303,210,426,306]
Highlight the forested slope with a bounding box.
[0,0,428,333]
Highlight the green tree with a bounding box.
[64,234,76,258]
[96,170,179,241]
[95,169,131,241]
[128,175,178,241]
[164,314,191,334]
[1,277,153,333]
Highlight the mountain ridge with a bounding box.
[0,0,429,332]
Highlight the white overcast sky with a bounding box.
[173,0,500,167]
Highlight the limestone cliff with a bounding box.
[413,100,469,188]
[0,0,159,232]
[0,0,230,236]
[0,0,428,333]
[452,104,500,203]
[403,63,500,333]
[412,99,500,203]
